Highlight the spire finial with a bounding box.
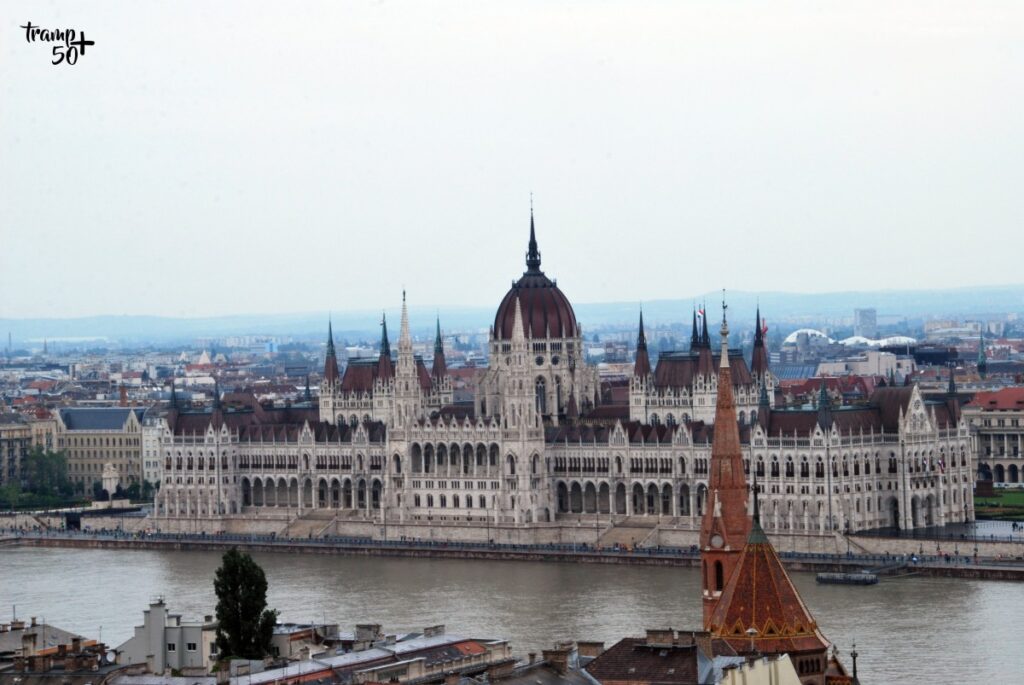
[720,289,729,338]
[637,306,647,350]
[754,301,763,346]
[526,200,541,272]
[718,292,730,368]
[687,307,697,350]
[701,301,710,347]
[817,378,832,430]
[380,311,391,357]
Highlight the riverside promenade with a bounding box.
[4,527,1024,581]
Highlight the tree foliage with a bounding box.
[0,447,80,509]
[92,481,110,501]
[22,447,73,497]
[213,548,278,659]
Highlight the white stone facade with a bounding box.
[153,229,974,535]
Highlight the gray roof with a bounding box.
[59,407,145,430]
[0,624,84,657]
[497,661,594,685]
[773,364,821,381]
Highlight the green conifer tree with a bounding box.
[213,548,278,659]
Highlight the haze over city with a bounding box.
[3,1,1023,319]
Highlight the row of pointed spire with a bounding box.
[326,203,542,379]
[323,296,448,384]
[633,303,769,378]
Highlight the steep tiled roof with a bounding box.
[415,359,432,391]
[868,386,914,431]
[339,357,432,393]
[584,636,701,685]
[707,520,829,657]
[968,387,1024,410]
[59,407,144,430]
[341,359,380,393]
[654,351,753,389]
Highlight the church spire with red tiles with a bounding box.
[700,297,752,625]
[706,469,831,674]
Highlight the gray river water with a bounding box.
[1,547,1019,684]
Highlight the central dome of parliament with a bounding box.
[493,213,579,341]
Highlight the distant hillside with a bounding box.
[2,284,1022,345]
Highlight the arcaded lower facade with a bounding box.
[154,214,975,534]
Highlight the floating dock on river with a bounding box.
[815,571,879,585]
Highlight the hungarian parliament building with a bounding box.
[154,215,975,536]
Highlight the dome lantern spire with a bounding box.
[526,201,542,272]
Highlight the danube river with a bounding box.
[2,547,1019,684]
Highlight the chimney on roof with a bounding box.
[355,624,382,641]
[487,661,516,681]
[541,645,572,675]
[30,617,37,628]
[576,642,605,658]
[423,624,445,637]
[645,629,675,646]
[22,632,37,657]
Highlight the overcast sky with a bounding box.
[1,1,1022,319]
